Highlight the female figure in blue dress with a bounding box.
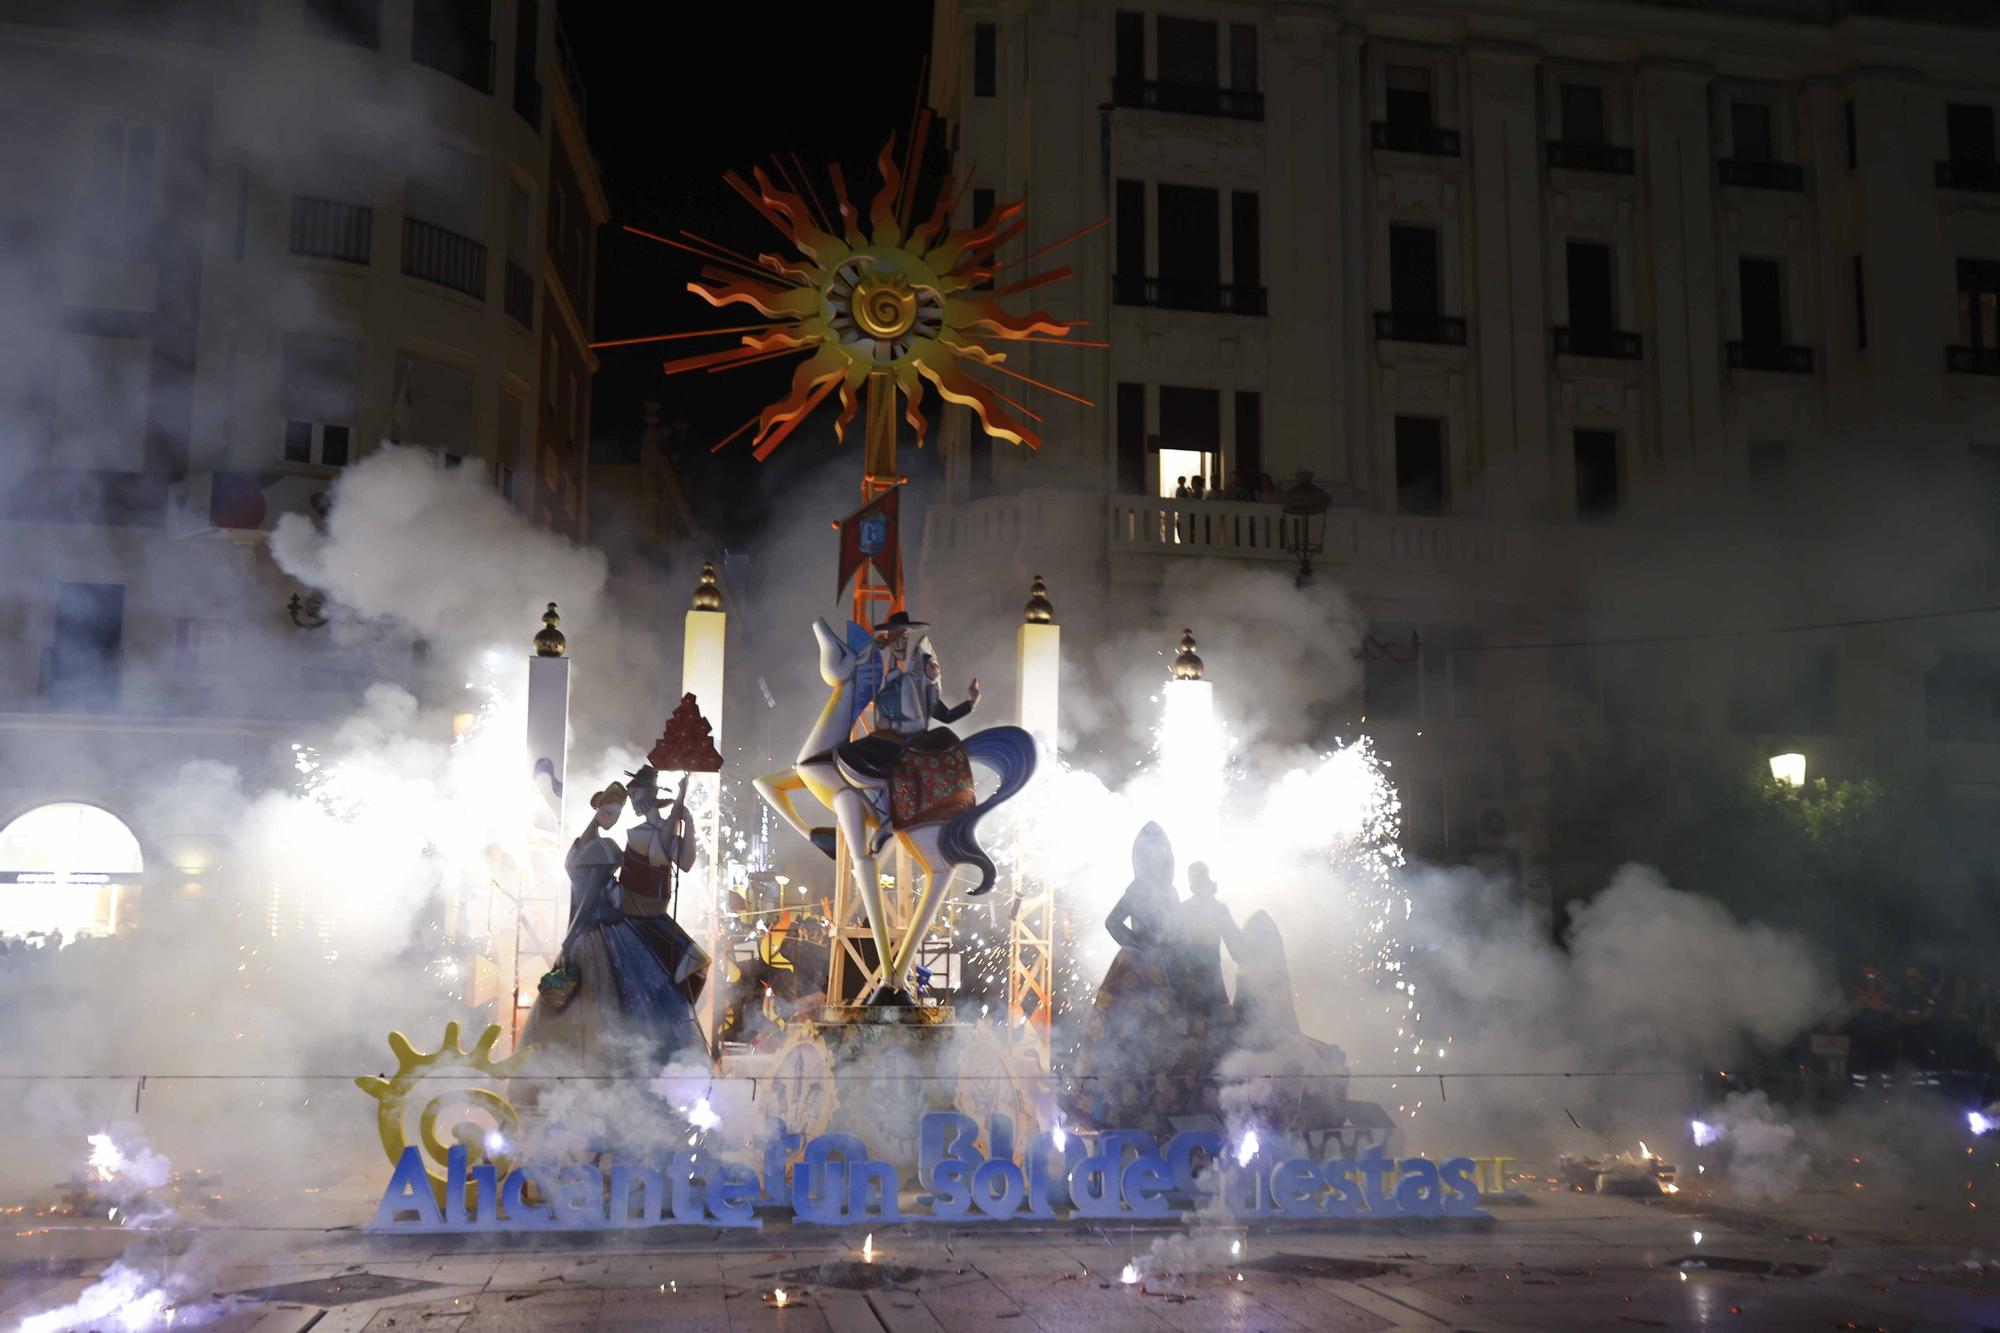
[522,768,708,1069]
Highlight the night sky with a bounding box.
[564,2,942,538]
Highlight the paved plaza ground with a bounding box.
[4,1170,1996,1331]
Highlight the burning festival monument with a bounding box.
[339,125,1421,1219]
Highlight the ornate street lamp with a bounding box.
[1280,471,1332,588]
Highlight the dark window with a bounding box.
[1156,184,1219,285]
[47,583,124,711]
[1844,98,1858,169]
[1970,444,2000,524]
[1559,82,1606,145]
[303,0,381,47]
[1960,259,2000,351]
[411,0,493,94]
[1947,102,1997,164]
[1115,179,1145,287]
[1566,241,1614,332]
[1115,10,1144,82]
[1234,390,1261,487]
[1394,416,1446,516]
[1156,16,1217,89]
[1229,23,1257,92]
[1231,191,1260,293]
[1852,255,1868,350]
[1116,381,1146,493]
[1574,428,1619,521]
[973,22,997,98]
[1728,646,1836,736]
[969,431,992,496]
[511,0,541,127]
[971,187,996,290]
[1731,100,1775,162]
[281,334,363,465]
[1739,257,1785,347]
[85,122,156,254]
[1748,439,1789,505]
[1926,653,2000,744]
[1386,65,1433,131]
[1365,623,1422,719]
[1158,385,1221,457]
[1389,225,1440,320]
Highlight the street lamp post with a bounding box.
[1280,472,1332,588]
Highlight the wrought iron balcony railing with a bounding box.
[1717,158,1806,191]
[1111,76,1263,122]
[289,196,372,265]
[1554,327,1643,359]
[504,259,535,327]
[1935,158,2000,192]
[1371,121,1461,157]
[1546,141,1635,174]
[1374,310,1468,346]
[1947,344,2000,375]
[402,216,487,299]
[1113,274,1268,316]
[1726,340,1814,373]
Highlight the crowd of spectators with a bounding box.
[1840,963,2000,1074]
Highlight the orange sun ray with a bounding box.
[590,323,776,350]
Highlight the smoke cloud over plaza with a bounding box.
[1,3,1998,1330]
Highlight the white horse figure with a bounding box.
[755,618,1036,1002]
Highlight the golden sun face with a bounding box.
[650,133,1099,460]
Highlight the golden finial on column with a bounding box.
[1171,628,1204,681]
[691,561,724,612]
[1023,574,1055,625]
[533,602,567,657]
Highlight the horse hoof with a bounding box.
[871,987,915,1008]
[809,828,836,859]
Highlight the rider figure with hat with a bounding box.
[838,610,981,851]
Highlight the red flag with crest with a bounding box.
[836,486,901,601]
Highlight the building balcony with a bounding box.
[1554,327,1643,359]
[1104,497,1627,587]
[1717,158,1805,191]
[1375,310,1468,346]
[288,196,372,265]
[504,259,535,327]
[1546,141,1635,174]
[1371,121,1461,157]
[402,216,487,299]
[1111,76,1263,121]
[411,28,494,95]
[1726,340,1814,374]
[1947,345,2000,375]
[1109,497,1307,558]
[1113,274,1267,316]
[1935,158,2000,192]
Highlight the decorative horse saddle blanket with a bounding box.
[887,728,975,827]
[836,728,975,828]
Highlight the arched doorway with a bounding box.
[0,802,145,945]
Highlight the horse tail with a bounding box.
[941,726,1039,896]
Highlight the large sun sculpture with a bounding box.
[625,134,1100,459]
